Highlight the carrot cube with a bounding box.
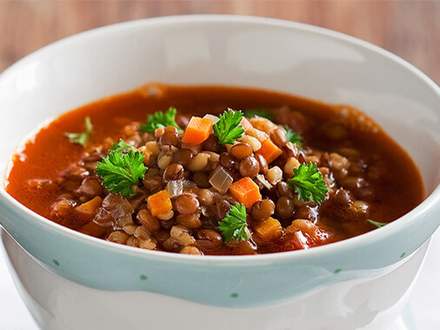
[147,190,172,217]
[80,221,108,238]
[182,116,213,145]
[257,139,283,164]
[229,177,262,208]
[254,217,283,242]
[75,196,102,218]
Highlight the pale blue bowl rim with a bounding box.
[1,14,440,266]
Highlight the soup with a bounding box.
[6,84,424,255]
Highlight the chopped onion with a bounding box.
[182,179,197,189]
[95,193,134,228]
[266,166,283,185]
[209,166,233,194]
[167,180,184,197]
[93,208,114,227]
[293,231,310,249]
[256,174,273,190]
[203,114,219,124]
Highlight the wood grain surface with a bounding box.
[1,0,439,83]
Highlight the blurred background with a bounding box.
[1,0,439,83]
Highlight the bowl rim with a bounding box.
[1,14,440,264]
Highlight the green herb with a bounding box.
[140,107,180,133]
[65,117,93,146]
[288,163,328,203]
[218,203,250,241]
[213,108,244,144]
[244,108,272,120]
[367,219,387,228]
[96,139,147,197]
[110,139,136,153]
[285,126,302,146]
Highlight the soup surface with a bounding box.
[6,84,424,255]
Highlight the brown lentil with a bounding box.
[172,149,194,166]
[174,193,200,215]
[107,231,129,244]
[276,196,295,219]
[170,225,196,246]
[163,163,184,181]
[197,189,215,206]
[180,246,203,255]
[251,199,275,221]
[239,156,260,178]
[270,127,288,147]
[159,126,179,146]
[176,213,202,229]
[230,143,253,160]
[219,153,236,170]
[192,172,211,188]
[137,209,160,233]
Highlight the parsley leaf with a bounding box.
[244,108,272,120]
[110,139,136,153]
[284,126,302,146]
[367,219,387,228]
[96,139,147,197]
[65,117,93,146]
[288,163,328,203]
[140,107,180,133]
[213,108,244,144]
[218,203,250,241]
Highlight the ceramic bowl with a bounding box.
[0,15,439,330]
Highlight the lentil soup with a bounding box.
[6,84,424,255]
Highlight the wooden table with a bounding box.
[1,0,439,83]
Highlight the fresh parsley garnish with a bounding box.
[285,126,302,146]
[288,163,328,203]
[213,108,244,144]
[110,139,136,153]
[140,107,180,133]
[218,203,250,241]
[367,219,387,228]
[244,108,272,120]
[65,117,93,146]
[96,139,147,197]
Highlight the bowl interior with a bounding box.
[1,16,439,194]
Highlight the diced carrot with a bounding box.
[254,217,283,242]
[147,190,172,217]
[75,196,102,218]
[229,177,262,208]
[256,138,283,164]
[79,221,108,238]
[182,116,213,145]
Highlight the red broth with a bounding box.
[6,84,425,255]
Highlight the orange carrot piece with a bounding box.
[147,190,172,217]
[257,138,283,164]
[79,221,108,238]
[75,196,102,218]
[182,117,213,145]
[229,177,262,208]
[254,217,283,242]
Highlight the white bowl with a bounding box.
[0,15,440,330]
